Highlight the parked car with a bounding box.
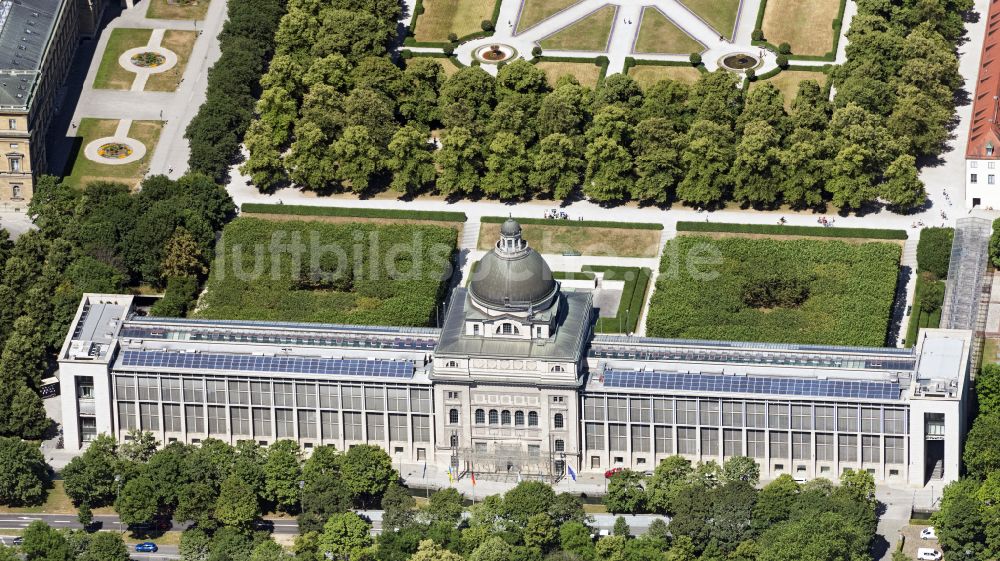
[135,542,158,553]
[917,548,942,560]
[604,467,623,479]
[920,527,937,540]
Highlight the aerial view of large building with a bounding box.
[58,220,973,488]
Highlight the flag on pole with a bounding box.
[447,466,454,484]
[422,462,427,479]
[471,470,477,486]
[567,464,577,482]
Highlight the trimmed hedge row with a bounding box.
[583,265,652,334]
[482,216,663,230]
[676,221,907,240]
[916,227,954,279]
[242,203,466,222]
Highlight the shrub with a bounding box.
[916,227,954,279]
[751,29,763,41]
[776,54,788,68]
[150,276,201,317]
[778,42,791,54]
[443,45,455,56]
[919,279,946,314]
[689,52,702,65]
[481,19,494,31]
[532,46,542,57]
[448,32,458,42]
[990,218,1000,268]
[401,50,413,59]
[482,216,662,230]
[746,68,756,80]
[675,221,907,240]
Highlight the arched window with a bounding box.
[555,439,565,452]
[528,411,538,426]
[499,323,520,335]
[514,411,525,426]
[489,410,499,425]
[554,413,564,429]
[501,410,511,425]
[449,409,459,424]
[446,360,458,368]
[475,409,485,424]
[551,365,565,372]
[449,434,458,448]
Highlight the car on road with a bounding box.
[135,542,158,553]
[1,537,23,546]
[920,527,937,540]
[604,467,623,478]
[917,548,942,560]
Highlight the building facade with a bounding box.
[58,220,972,488]
[965,0,1000,208]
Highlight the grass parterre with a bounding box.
[196,217,456,326]
[645,236,900,346]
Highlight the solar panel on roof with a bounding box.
[602,369,900,400]
[119,350,415,379]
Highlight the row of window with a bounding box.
[583,423,905,463]
[466,408,549,427]
[970,174,994,185]
[114,375,432,413]
[582,397,906,434]
[117,401,432,442]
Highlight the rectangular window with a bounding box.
[185,405,204,433]
[344,412,363,440]
[410,389,430,413]
[250,381,271,406]
[276,409,294,438]
[839,434,858,462]
[8,119,15,129]
[137,377,159,401]
[885,436,905,464]
[9,157,19,172]
[746,403,765,428]
[631,425,650,452]
[319,385,338,409]
[296,383,317,408]
[884,409,905,435]
[769,431,789,458]
[231,407,250,435]
[116,376,136,400]
[365,387,385,411]
[389,414,408,441]
[585,423,604,450]
[118,402,137,430]
[140,403,160,430]
[607,398,627,422]
[972,173,979,184]
[723,429,742,457]
[747,430,765,458]
[387,388,408,412]
[630,399,651,423]
[274,383,293,407]
[972,160,979,168]
[253,408,272,437]
[653,398,673,423]
[768,403,789,429]
[676,400,697,424]
[722,401,742,427]
[161,379,181,402]
[816,433,834,461]
[366,413,385,441]
[987,174,994,184]
[792,432,811,460]
[861,407,881,433]
[476,442,488,453]
[298,410,317,439]
[321,411,339,440]
[654,426,673,454]
[584,397,606,421]
[163,404,181,432]
[206,380,227,404]
[677,427,697,455]
[990,161,996,169]
[700,400,720,426]
[791,404,812,430]
[228,381,249,405]
[8,143,15,148]
[413,415,431,442]
[207,405,226,435]
[609,424,627,451]
[815,406,835,431]
[12,183,22,198]
[701,427,719,456]
[838,407,859,432]
[862,435,880,463]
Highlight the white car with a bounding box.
[921,527,937,540]
[917,548,942,560]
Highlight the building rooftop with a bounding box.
[966,0,1000,159]
[0,0,62,109]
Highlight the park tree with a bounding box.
[81,532,129,561]
[482,132,531,200]
[605,470,646,514]
[287,120,338,190]
[537,83,589,138]
[709,481,757,551]
[965,413,1000,479]
[722,456,760,485]
[932,479,986,559]
[497,59,550,97]
[470,536,520,561]
[160,228,207,280]
[264,440,302,514]
[115,476,159,527]
[215,474,261,529]
[340,444,396,508]
[758,512,869,561]
[242,87,297,191]
[827,144,877,210]
[790,80,830,132]
[398,58,444,126]
[435,127,482,197]
[632,119,682,204]
[250,540,293,561]
[524,513,558,552]
[62,434,119,508]
[730,121,783,207]
[299,472,353,533]
[21,521,72,561]
[381,482,416,531]
[439,67,497,131]
[333,126,385,194]
[530,133,583,200]
[887,87,951,157]
[594,73,644,111]
[120,430,159,464]
[978,364,1000,417]
[560,521,596,560]
[639,78,691,125]
[840,469,876,506]
[503,481,557,525]
[668,483,712,551]
[184,438,236,491]
[737,83,789,136]
[340,89,399,148]
[0,437,48,506]
[174,483,217,527]
[424,487,464,526]
[688,70,742,125]
[408,540,464,561]
[583,136,633,203]
[587,105,635,145]
[881,154,927,210]
[387,126,436,196]
[645,455,693,514]
[549,492,587,525]
[318,512,373,561]
[777,138,828,209]
[752,475,799,532]
[678,120,734,207]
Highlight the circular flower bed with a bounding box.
[97,143,134,159]
[720,53,759,70]
[131,52,166,68]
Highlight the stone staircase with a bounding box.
[460,219,480,251]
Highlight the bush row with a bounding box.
[916,227,954,280]
[676,221,907,240]
[242,203,466,222]
[482,216,663,230]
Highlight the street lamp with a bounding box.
[114,475,122,534]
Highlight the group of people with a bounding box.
[817,216,835,227]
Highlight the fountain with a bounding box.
[473,43,516,64]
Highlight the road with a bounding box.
[0,534,180,560]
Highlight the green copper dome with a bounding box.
[469,219,558,311]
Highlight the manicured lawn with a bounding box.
[0,481,115,515]
[761,0,841,56]
[63,118,163,189]
[146,0,211,19]
[516,0,579,32]
[145,30,198,91]
[628,64,703,88]
[633,7,703,54]
[539,5,616,52]
[478,222,660,257]
[414,0,497,42]
[534,60,603,88]
[646,236,901,346]
[437,57,464,76]
[750,69,827,110]
[196,217,457,325]
[93,28,152,90]
[677,0,740,39]
[584,265,652,333]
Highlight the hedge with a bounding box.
[583,265,652,334]
[242,203,466,222]
[482,216,663,230]
[150,276,201,317]
[916,227,954,279]
[676,221,907,240]
[905,276,945,347]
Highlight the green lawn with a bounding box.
[761,0,842,55]
[0,481,115,515]
[749,70,828,110]
[93,28,152,90]
[63,118,163,190]
[146,0,211,19]
[539,5,616,52]
[677,0,740,39]
[628,64,703,88]
[904,276,945,347]
[478,221,660,257]
[534,60,604,88]
[516,0,579,32]
[414,0,497,41]
[145,30,198,91]
[646,236,901,346]
[633,7,703,54]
